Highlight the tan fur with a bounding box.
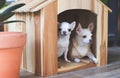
[69,34,91,59]
[68,22,98,64]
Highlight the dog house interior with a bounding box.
[58,9,97,73]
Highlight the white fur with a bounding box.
[58,21,76,62]
[69,22,98,64]
[74,58,81,63]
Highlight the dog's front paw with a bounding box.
[93,59,98,64]
[65,59,71,63]
[65,58,71,63]
[74,58,80,63]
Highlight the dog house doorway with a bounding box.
[58,9,97,73]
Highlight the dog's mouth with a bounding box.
[61,34,68,36]
[88,41,92,44]
[89,40,93,44]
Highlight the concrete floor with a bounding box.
[20,62,120,78]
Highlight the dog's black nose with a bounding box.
[89,40,92,43]
[63,31,66,34]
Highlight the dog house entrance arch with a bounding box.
[58,9,97,73]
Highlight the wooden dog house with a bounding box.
[6,0,111,77]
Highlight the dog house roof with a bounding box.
[5,0,55,12]
[4,0,111,13]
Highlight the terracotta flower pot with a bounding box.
[0,32,26,78]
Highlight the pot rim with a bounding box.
[0,32,26,48]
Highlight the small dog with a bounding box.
[69,22,98,64]
[58,21,76,62]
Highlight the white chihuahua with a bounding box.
[58,21,76,62]
[69,22,98,64]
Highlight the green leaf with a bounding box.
[0,0,6,9]
[101,0,108,4]
[3,20,25,24]
[1,3,25,14]
[0,3,25,21]
[0,12,14,21]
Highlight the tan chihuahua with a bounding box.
[69,22,98,64]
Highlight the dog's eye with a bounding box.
[58,28,61,31]
[68,29,71,32]
[83,35,87,38]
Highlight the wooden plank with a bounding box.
[34,11,41,76]
[15,0,47,12]
[100,6,106,65]
[15,13,27,70]
[15,0,33,4]
[31,0,55,12]
[102,7,109,65]
[58,58,96,73]
[96,0,112,12]
[99,6,108,66]
[58,0,98,14]
[14,0,56,12]
[36,0,57,76]
[25,13,35,72]
[96,2,102,66]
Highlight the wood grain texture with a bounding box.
[58,58,96,73]
[34,11,41,76]
[99,7,109,66]
[41,0,57,76]
[58,0,100,14]
[96,2,102,66]
[14,0,55,12]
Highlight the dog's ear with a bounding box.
[88,22,94,32]
[70,21,76,30]
[76,23,82,32]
